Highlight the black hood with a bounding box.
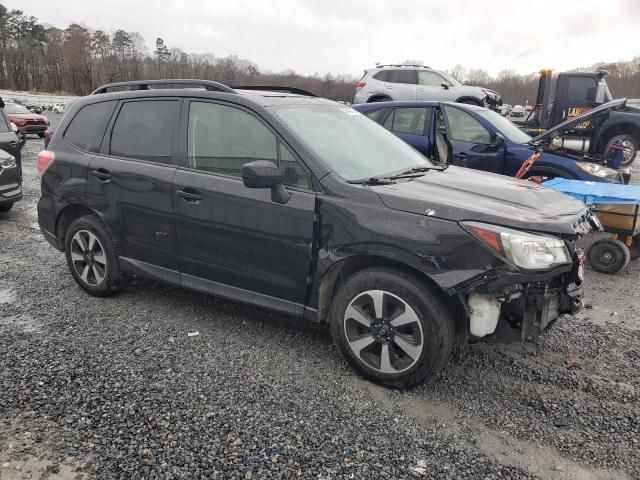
[373,166,589,236]
[529,99,626,145]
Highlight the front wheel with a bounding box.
[329,268,455,389]
[605,134,638,167]
[64,215,130,296]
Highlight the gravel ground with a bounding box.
[0,138,638,480]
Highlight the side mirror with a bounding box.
[595,81,606,104]
[242,160,290,204]
[440,82,449,90]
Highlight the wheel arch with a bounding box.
[315,254,468,340]
[525,164,575,179]
[55,203,102,251]
[597,122,640,152]
[454,96,483,106]
[367,94,392,103]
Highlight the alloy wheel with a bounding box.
[70,230,107,286]
[343,290,424,374]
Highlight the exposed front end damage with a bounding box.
[457,243,586,343]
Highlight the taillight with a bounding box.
[37,150,55,175]
[356,81,366,89]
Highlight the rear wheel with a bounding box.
[588,238,630,274]
[605,134,637,167]
[329,268,455,389]
[64,215,130,296]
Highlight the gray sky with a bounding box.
[14,0,640,77]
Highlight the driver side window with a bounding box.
[442,106,492,144]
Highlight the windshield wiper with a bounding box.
[386,165,447,179]
[347,176,396,185]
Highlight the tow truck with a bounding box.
[514,69,640,166]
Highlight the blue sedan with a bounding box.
[353,101,627,184]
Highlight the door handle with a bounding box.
[176,189,203,203]
[456,152,469,159]
[91,169,111,181]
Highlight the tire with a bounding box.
[588,238,630,274]
[64,215,130,297]
[328,267,455,389]
[0,203,13,212]
[605,134,638,167]
[522,169,570,182]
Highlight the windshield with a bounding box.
[4,103,30,114]
[274,105,433,181]
[475,109,532,144]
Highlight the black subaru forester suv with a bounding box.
[38,80,595,389]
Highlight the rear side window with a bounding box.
[364,108,389,123]
[64,101,116,152]
[373,70,390,81]
[391,108,429,135]
[388,70,417,85]
[109,100,178,163]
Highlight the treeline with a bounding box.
[0,4,356,101]
[449,59,640,105]
[1,3,639,105]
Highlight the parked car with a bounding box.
[53,103,65,114]
[511,105,525,117]
[353,101,627,183]
[354,64,502,110]
[499,104,512,116]
[0,104,22,212]
[4,101,50,138]
[38,79,593,389]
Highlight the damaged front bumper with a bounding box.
[462,248,585,342]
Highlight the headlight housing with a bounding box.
[575,161,618,179]
[0,155,16,169]
[482,89,499,100]
[463,221,571,271]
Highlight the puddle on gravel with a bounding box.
[0,315,40,333]
[0,288,16,304]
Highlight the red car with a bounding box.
[4,101,50,137]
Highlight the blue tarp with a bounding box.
[543,178,640,206]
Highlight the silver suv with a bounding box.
[354,65,502,109]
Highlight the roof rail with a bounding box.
[231,85,318,97]
[91,79,236,95]
[375,64,431,69]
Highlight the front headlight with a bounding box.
[0,155,16,169]
[463,221,571,271]
[575,161,618,179]
[482,89,499,100]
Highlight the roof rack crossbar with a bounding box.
[375,64,431,69]
[91,79,236,95]
[231,85,318,97]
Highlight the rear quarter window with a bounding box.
[372,70,390,81]
[64,101,117,152]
